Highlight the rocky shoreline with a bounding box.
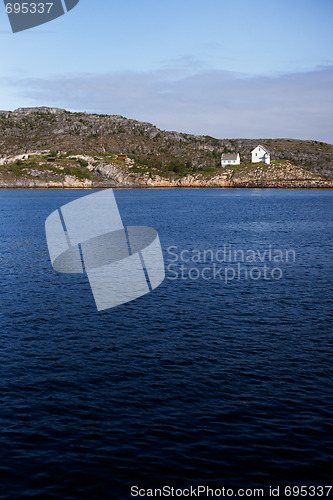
[1,174,332,189]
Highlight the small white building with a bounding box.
[251,145,270,164]
[221,153,240,168]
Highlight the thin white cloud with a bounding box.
[9,65,333,143]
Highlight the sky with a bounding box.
[1,0,333,143]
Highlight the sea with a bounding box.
[0,188,332,499]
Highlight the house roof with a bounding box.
[252,144,270,154]
[221,153,239,160]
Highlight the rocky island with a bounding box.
[1,107,332,189]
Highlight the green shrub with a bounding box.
[78,158,89,167]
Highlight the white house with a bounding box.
[251,145,270,164]
[221,153,240,168]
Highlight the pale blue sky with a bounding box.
[1,0,333,142]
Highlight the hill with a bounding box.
[0,107,332,188]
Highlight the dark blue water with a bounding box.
[0,189,332,499]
